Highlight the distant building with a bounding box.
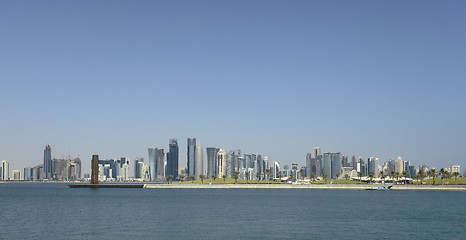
[322,153,331,178]
[148,146,158,181]
[306,153,312,177]
[12,170,21,180]
[395,156,404,173]
[1,160,10,180]
[134,158,144,179]
[166,139,179,179]
[451,165,461,174]
[43,145,52,179]
[206,147,217,178]
[331,153,342,179]
[217,149,225,177]
[187,138,196,177]
[194,145,203,180]
[156,150,165,181]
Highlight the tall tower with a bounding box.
[148,146,158,181]
[91,155,99,184]
[157,149,165,181]
[187,138,196,177]
[206,147,217,178]
[217,149,225,177]
[1,160,9,180]
[331,152,342,179]
[43,145,52,179]
[194,145,203,180]
[322,153,331,178]
[166,139,179,179]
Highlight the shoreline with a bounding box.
[144,183,466,191]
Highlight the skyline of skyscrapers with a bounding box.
[2,141,463,182]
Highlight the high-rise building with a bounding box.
[156,149,165,181]
[395,156,404,173]
[225,150,235,178]
[24,167,33,181]
[331,152,342,179]
[43,145,52,179]
[1,160,9,180]
[272,161,280,179]
[367,157,380,176]
[194,145,203,180]
[217,149,225,177]
[166,139,179,179]
[244,154,252,169]
[136,161,144,179]
[306,153,312,177]
[313,147,321,159]
[187,138,196,177]
[12,170,21,180]
[148,146,158,181]
[206,147,217,178]
[322,153,331,178]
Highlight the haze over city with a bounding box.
[1,0,465,173]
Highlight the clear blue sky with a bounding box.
[1,0,465,174]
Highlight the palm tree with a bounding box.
[179,174,185,183]
[379,171,386,183]
[222,174,227,184]
[189,174,195,184]
[233,171,239,184]
[335,173,340,184]
[452,172,459,185]
[428,169,436,185]
[439,168,446,185]
[256,172,261,184]
[402,171,410,184]
[265,168,270,181]
[211,175,217,184]
[322,173,328,184]
[395,172,400,184]
[278,171,283,182]
[310,173,316,182]
[245,172,249,184]
[200,174,205,184]
[445,171,451,185]
[418,169,425,184]
[389,171,395,183]
[368,172,374,184]
[299,169,305,184]
[344,174,349,184]
[167,175,174,184]
[357,172,363,184]
[287,174,293,182]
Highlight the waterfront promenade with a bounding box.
[144,183,466,191]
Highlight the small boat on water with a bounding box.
[365,185,392,191]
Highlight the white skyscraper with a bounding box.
[1,160,9,180]
[217,149,225,177]
[395,156,404,174]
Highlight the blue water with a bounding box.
[1,183,465,239]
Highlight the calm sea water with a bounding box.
[1,183,465,240]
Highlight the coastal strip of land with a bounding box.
[144,184,466,191]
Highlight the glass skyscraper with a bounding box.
[166,139,179,179]
[206,147,217,178]
[148,146,158,181]
[43,145,52,179]
[187,138,196,176]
